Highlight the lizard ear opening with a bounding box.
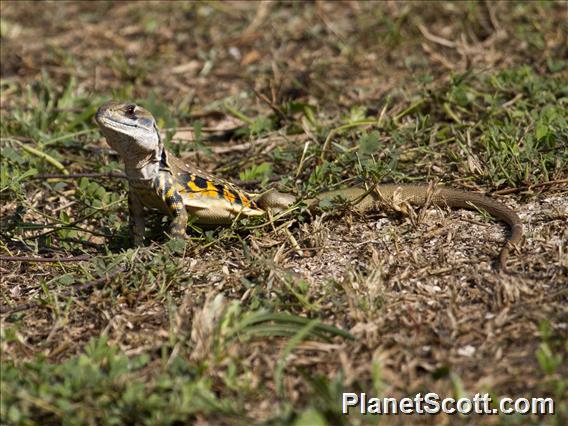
[154,123,163,148]
[154,123,167,166]
[159,143,168,168]
[154,123,161,140]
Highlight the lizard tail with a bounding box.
[312,184,523,271]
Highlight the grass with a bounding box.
[1,1,567,425]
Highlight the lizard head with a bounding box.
[95,101,161,159]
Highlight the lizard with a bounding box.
[95,100,523,270]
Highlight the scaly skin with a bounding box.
[95,101,523,270]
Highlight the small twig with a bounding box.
[393,99,425,122]
[207,134,305,158]
[31,172,127,180]
[4,139,69,174]
[0,255,90,263]
[492,179,568,195]
[206,141,260,155]
[232,175,282,188]
[443,102,462,124]
[43,129,97,146]
[498,93,523,111]
[223,101,254,125]
[0,303,36,315]
[295,140,311,178]
[242,0,271,35]
[0,266,126,315]
[0,106,85,113]
[62,267,126,295]
[252,88,288,121]
[417,23,456,48]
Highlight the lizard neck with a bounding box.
[124,145,164,182]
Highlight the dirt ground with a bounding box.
[1,1,567,425]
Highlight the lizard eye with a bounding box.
[125,104,136,117]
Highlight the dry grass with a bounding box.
[1,1,567,425]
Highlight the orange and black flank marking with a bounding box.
[213,183,226,199]
[175,171,257,208]
[223,186,236,203]
[177,173,193,189]
[192,175,208,189]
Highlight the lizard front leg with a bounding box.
[128,191,146,247]
[156,174,188,240]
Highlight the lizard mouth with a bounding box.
[97,115,139,129]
